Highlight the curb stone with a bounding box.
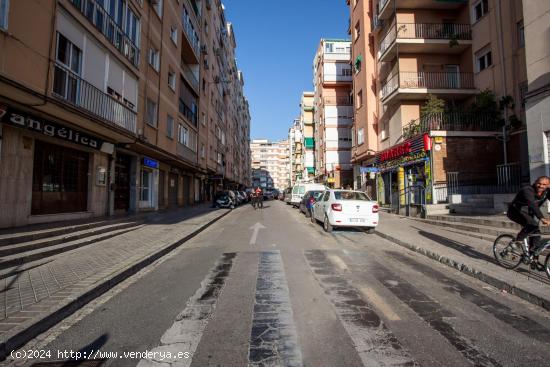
[0,209,232,360]
[375,230,550,312]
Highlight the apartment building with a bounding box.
[313,39,353,189]
[300,92,316,181]
[288,118,302,185]
[348,0,527,209]
[250,139,290,190]
[0,0,250,228]
[522,0,549,180]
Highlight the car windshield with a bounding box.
[298,186,305,194]
[334,191,371,201]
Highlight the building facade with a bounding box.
[0,0,250,228]
[300,92,316,181]
[347,0,528,209]
[523,0,550,180]
[250,139,290,190]
[288,118,302,185]
[313,39,353,189]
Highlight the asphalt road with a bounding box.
[10,200,550,367]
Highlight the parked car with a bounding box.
[283,188,292,203]
[235,191,246,205]
[290,183,327,207]
[299,190,325,217]
[239,191,248,203]
[278,191,285,200]
[264,190,275,200]
[311,190,378,233]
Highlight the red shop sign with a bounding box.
[379,141,412,162]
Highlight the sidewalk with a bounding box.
[375,212,550,311]
[0,205,231,359]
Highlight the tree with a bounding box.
[421,94,446,116]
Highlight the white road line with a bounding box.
[137,253,236,367]
[328,254,350,272]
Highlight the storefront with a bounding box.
[139,157,159,210]
[0,105,113,228]
[375,134,433,209]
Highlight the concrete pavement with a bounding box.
[375,212,550,311]
[0,206,231,359]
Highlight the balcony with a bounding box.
[181,61,199,94]
[177,142,198,164]
[378,0,468,21]
[402,112,501,139]
[181,12,200,63]
[322,72,353,85]
[380,71,476,104]
[379,23,472,62]
[323,97,353,106]
[70,0,139,67]
[178,99,198,126]
[52,62,136,133]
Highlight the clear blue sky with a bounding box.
[224,0,349,142]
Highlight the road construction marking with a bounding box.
[328,254,349,272]
[137,253,236,367]
[248,251,303,367]
[305,250,416,366]
[359,286,401,321]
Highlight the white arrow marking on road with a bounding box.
[249,222,266,245]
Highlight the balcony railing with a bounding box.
[177,142,198,164]
[323,97,353,106]
[70,0,139,67]
[379,0,390,14]
[52,62,137,133]
[181,61,199,92]
[182,14,200,58]
[178,99,198,126]
[381,71,475,99]
[402,112,500,139]
[379,23,471,58]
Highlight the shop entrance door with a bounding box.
[183,176,191,206]
[114,153,132,211]
[168,173,179,207]
[32,140,89,215]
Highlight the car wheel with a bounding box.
[365,227,375,234]
[323,215,333,233]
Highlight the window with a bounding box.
[201,112,206,126]
[356,90,363,109]
[53,33,82,103]
[473,0,488,22]
[168,70,176,90]
[170,26,177,44]
[148,48,159,71]
[354,21,361,41]
[357,128,364,145]
[146,99,158,127]
[325,42,333,53]
[141,169,152,202]
[178,124,188,146]
[201,144,205,158]
[167,114,174,138]
[476,48,492,72]
[0,0,9,30]
[152,0,163,17]
[126,7,140,46]
[342,68,352,76]
[517,20,525,48]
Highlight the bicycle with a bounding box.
[493,233,550,278]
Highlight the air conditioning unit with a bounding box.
[380,130,387,140]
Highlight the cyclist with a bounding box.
[507,176,550,261]
[254,186,263,209]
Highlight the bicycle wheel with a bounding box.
[493,234,522,269]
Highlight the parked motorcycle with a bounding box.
[215,194,235,209]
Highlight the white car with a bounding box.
[311,190,379,233]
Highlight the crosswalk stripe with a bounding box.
[358,286,401,321]
[372,263,503,367]
[248,251,303,367]
[136,253,236,367]
[305,250,416,367]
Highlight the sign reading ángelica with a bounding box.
[0,105,102,150]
